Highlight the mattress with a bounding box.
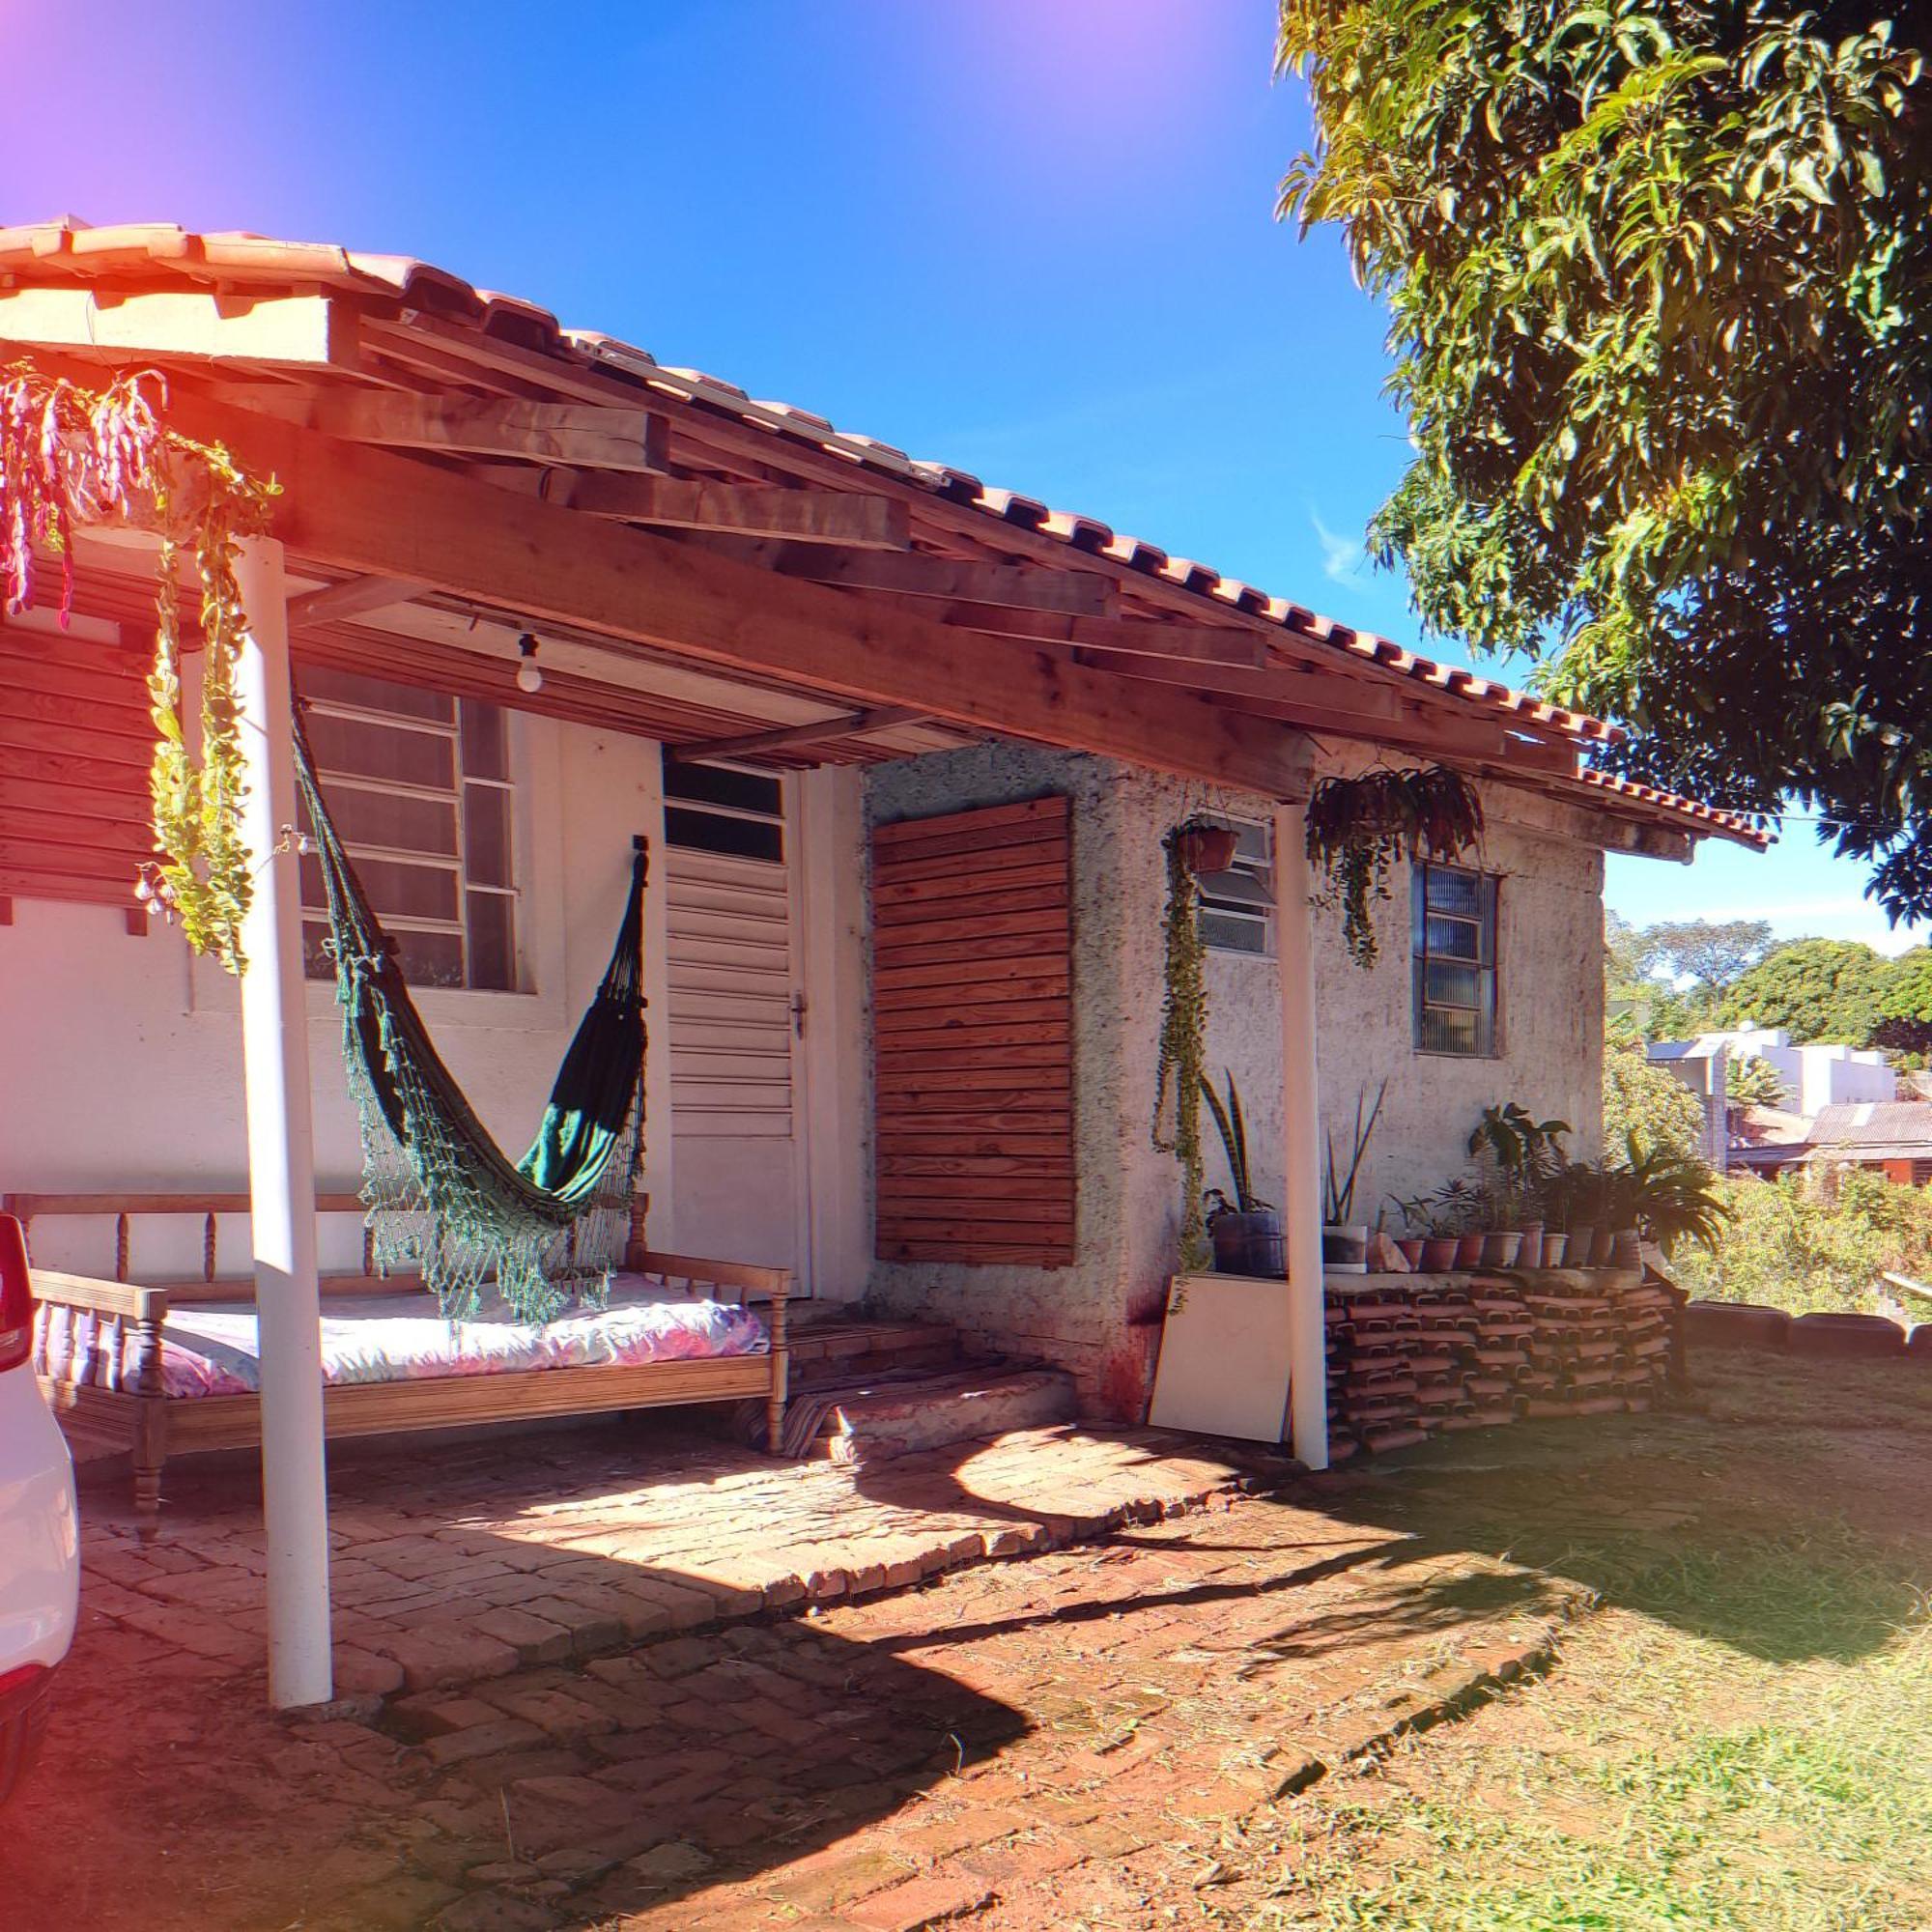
[34,1272,768,1400]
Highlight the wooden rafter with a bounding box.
[161,395,1312,800]
[285,575,428,627]
[669,706,928,764]
[668,537,1117,616]
[212,384,672,472]
[468,469,912,549]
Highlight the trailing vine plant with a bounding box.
[1151,830,1212,1270]
[0,364,276,971]
[1303,763,1484,969]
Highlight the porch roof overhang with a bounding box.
[0,217,1770,855]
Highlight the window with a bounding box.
[1198,817,1274,955]
[1412,863,1499,1056]
[661,756,785,863]
[298,668,519,991]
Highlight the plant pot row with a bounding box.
[1324,1221,1643,1274]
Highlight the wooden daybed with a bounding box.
[10,1191,790,1538]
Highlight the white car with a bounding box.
[0,1212,78,1804]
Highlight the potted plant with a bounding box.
[1393,1178,1487,1269]
[1615,1139,1730,1262]
[1200,1071,1284,1275]
[1467,1102,1571,1268]
[1322,1080,1387,1272]
[1391,1191,1461,1272]
[1172,815,1239,879]
[1303,764,1484,969]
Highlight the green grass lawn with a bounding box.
[1249,1352,1932,1931]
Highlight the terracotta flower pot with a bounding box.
[1516,1222,1545,1270]
[1454,1233,1488,1269]
[1420,1236,1460,1272]
[1566,1222,1601,1269]
[1394,1236,1428,1270]
[1610,1228,1643,1268]
[1174,823,1239,876]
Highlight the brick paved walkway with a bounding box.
[74,1416,1273,1700]
[19,1457,1582,1932]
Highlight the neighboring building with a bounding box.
[1804,1102,1932,1185]
[0,220,1768,1423]
[1643,1037,1730,1166]
[1649,1025,1897,1172]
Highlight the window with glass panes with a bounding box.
[1411,864,1499,1056]
[1198,817,1274,955]
[298,668,518,991]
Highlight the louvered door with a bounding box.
[872,795,1074,1265]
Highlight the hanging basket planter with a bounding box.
[1172,817,1239,878]
[1303,764,1484,969]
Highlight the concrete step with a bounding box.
[804,1365,1079,1465]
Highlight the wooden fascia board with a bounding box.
[1067,645,1400,724]
[0,285,353,368]
[668,535,1117,616]
[162,397,1312,799]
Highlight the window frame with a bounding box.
[298,672,523,993]
[1197,815,1275,957]
[1411,862,1501,1059]
[660,753,787,865]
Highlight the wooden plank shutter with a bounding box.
[872,794,1074,1265]
[0,621,151,918]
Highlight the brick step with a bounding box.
[787,1314,962,1380]
[799,1366,1079,1465]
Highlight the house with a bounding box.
[1803,1102,1932,1184]
[1643,1037,1730,1166]
[0,220,1765,1703]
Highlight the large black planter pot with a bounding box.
[1209,1210,1285,1277]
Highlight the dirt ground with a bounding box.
[9,1346,1930,1932]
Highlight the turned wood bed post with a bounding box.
[765,1290,790,1455]
[128,1294,168,1541]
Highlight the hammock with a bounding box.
[293,710,647,1321]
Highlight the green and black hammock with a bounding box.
[293,709,647,1321]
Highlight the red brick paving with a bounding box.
[71,1415,1269,1703]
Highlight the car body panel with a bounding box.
[0,1362,79,1671]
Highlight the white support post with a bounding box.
[234,535,334,1709]
[1273,802,1329,1470]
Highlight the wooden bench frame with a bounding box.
[8,1192,790,1539]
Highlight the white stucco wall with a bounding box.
[864,744,1607,1414]
[0,711,674,1281]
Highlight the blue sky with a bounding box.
[5,0,1910,952]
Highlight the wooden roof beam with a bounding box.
[210,384,672,472]
[286,575,428,627]
[165,397,1310,800]
[468,469,911,549]
[669,705,928,764]
[671,536,1116,616]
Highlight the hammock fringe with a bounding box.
[293,708,647,1321]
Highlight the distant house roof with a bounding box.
[1807,1101,1932,1153]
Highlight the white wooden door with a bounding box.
[663,762,811,1289]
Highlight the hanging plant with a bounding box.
[1303,763,1484,969]
[1151,829,1212,1271]
[1172,814,1239,878]
[0,364,277,972]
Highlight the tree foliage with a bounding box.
[1714,936,1894,1040]
[1637,919,1776,991]
[1670,1169,1932,1315]
[1276,1,1932,920]
[1723,1055,1793,1110]
[1603,1037,1708,1162]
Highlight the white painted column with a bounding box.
[234,535,333,1708]
[1273,802,1329,1470]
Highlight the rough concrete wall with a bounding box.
[863,744,1608,1417]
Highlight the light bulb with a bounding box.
[516,635,544,694]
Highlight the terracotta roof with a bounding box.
[0,218,1771,850]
